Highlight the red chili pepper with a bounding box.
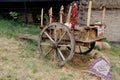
[70,3,78,29]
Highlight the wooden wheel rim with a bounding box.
[38,22,75,67]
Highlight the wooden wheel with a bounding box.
[38,22,75,67]
[78,42,95,55]
[67,42,95,55]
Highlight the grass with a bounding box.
[0,18,41,80]
[111,63,120,75]
[100,42,120,80]
[0,17,120,80]
[98,38,120,79]
[0,17,40,61]
[19,40,38,58]
[0,18,84,80]
[101,42,120,57]
[0,17,40,38]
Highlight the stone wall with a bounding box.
[91,10,120,42]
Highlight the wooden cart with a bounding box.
[38,1,105,67]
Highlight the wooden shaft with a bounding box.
[49,7,53,23]
[60,5,64,23]
[59,5,64,39]
[102,7,106,24]
[41,8,43,26]
[66,5,72,23]
[87,1,92,26]
[60,13,62,23]
[48,7,53,37]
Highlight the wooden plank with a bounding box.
[18,34,38,41]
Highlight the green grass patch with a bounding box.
[0,18,40,58]
[0,18,40,38]
[19,40,37,58]
[25,60,38,73]
[111,62,120,75]
[102,42,120,57]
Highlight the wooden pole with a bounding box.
[86,1,92,41]
[48,7,53,36]
[41,8,43,26]
[102,7,106,24]
[87,0,92,26]
[59,5,64,38]
[60,5,64,23]
[49,7,53,23]
[66,5,72,23]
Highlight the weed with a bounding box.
[60,76,69,80]
[19,40,37,58]
[1,56,8,61]
[111,63,120,75]
[9,11,19,20]
[25,60,38,74]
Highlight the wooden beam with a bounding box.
[87,1,92,26]
[41,8,44,26]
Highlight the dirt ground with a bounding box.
[0,37,99,80]
[0,37,120,80]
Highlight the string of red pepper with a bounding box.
[70,3,78,30]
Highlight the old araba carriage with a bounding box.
[38,0,106,67]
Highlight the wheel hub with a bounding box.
[51,43,58,49]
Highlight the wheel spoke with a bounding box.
[54,26,57,42]
[79,46,82,53]
[58,31,67,43]
[44,31,55,43]
[79,42,95,54]
[45,48,53,57]
[57,48,65,61]
[53,50,55,61]
[40,42,51,46]
[39,22,75,67]
[58,44,71,47]
[53,49,57,61]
